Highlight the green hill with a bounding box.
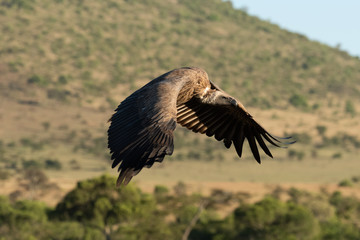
[0,0,359,193]
[1,0,360,108]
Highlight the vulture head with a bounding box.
[213,92,238,107]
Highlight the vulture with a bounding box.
[108,67,294,186]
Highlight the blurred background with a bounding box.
[0,0,359,239]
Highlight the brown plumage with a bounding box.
[108,67,295,186]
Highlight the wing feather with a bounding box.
[108,75,182,186]
[247,128,261,163]
[214,115,234,141]
[254,131,273,158]
[176,94,294,163]
[233,124,245,158]
[206,115,229,137]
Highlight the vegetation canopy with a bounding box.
[1,175,360,239]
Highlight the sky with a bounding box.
[230,0,360,57]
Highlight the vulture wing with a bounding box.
[177,81,294,163]
[108,67,294,187]
[108,78,180,186]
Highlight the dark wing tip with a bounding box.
[268,133,296,144]
[268,134,297,147]
[245,123,296,162]
[224,139,232,149]
[116,168,141,187]
[247,133,261,163]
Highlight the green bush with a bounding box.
[288,149,305,160]
[27,75,49,86]
[2,176,360,240]
[44,159,62,170]
[22,159,42,169]
[289,94,308,109]
[316,125,327,136]
[320,219,360,240]
[1,0,35,10]
[57,75,68,85]
[8,60,23,72]
[233,197,319,240]
[338,179,353,187]
[20,138,44,151]
[47,88,71,101]
[329,191,360,220]
[345,100,356,116]
[322,133,360,149]
[154,185,169,195]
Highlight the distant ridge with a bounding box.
[0,0,359,110]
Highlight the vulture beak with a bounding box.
[230,98,238,107]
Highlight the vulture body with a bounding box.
[108,67,294,186]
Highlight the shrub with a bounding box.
[289,94,308,109]
[345,100,356,116]
[154,185,169,195]
[1,0,35,10]
[338,179,353,187]
[288,149,305,160]
[329,191,360,220]
[57,75,68,85]
[316,125,327,136]
[20,138,44,151]
[8,60,23,72]
[233,197,319,240]
[320,219,360,240]
[22,159,42,169]
[27,75,49,86]
[351,175,360,183]
[42,122,50,131]
[44,159,62,170]
[47,88,71,101]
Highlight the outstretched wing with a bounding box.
[177,86,294,163]
[108,80,180,187]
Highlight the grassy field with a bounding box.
[1,94,360,204]
[3,154,360,207]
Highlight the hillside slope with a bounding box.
[1,0,360,107]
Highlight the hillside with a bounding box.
[1,0,360,106]
[0,0,360,199]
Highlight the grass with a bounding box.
[1,0,360,109]
[132,147,359,184]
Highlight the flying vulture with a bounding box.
[108,67,294,186]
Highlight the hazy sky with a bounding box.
[230,0,360,57]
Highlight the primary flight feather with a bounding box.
[108,67,294,186]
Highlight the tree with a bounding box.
[17,168,56,200]
[53,174,172,240]
[233,197,320,240]
[0,196,49,239]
